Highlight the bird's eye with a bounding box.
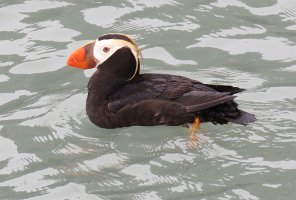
[103,47,110,53]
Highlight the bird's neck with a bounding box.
[85,69,126,127]
[86,47,140,121]
[87,69,123,106]
[86,47,139,105]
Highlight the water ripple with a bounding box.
[189,36,296,62]
[0,167,59,193]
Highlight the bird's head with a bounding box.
[67,33,142,81]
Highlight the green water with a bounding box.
[1,0,296,199]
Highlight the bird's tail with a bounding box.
[223,110,256,125]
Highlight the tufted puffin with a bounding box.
[67,33,256,138]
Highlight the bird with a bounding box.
[67,33,256,140]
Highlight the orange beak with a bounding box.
[67,41,97,69]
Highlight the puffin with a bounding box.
[67,33,256,139]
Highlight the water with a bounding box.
[1,0,296,199]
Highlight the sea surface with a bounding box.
[1,0,296,199]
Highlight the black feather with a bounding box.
[224,110,256,125]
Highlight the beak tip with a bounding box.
[67,42,96,69]
[66,55,76,67]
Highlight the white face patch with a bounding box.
[93,39,139,67]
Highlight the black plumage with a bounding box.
[68,33,256,129]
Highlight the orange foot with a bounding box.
[188,117,201,147]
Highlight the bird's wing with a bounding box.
[115,99,193,127]
[182,91,235,112]
[204,84,245,94]
[113,90,235,127]
[175,90,235,108]
[107,74,193,113]
[159,75,193,99]
[107,73,239,126]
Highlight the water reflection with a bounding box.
[143,47,197,65]
[212,0,296,18]
[189,37,296,62]
[0,167,59,192]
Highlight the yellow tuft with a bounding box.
[99,33,142,81]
